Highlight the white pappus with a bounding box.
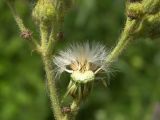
[53,42,109,83]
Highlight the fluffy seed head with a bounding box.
[54,42,108,100]
[53,42,108,82]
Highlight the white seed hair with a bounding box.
[53,42,108,77]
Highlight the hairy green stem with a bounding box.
[40,23,64,120]
[95,19,138,74]
[6,0,63,119]
[6,0,25,31]
[106,19,137,63]
[42,55,63,120]
[40,23,49,51]
[6,0,40,50]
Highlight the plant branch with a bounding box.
[70,100,80,120]
[95,19,139,74]
[40,23,49,52]
[42,55,63,120]
[40,21,64,120]
[106,19,137,64]
[105,0,160,65]
[6,0,40,51]
[62,99,80,120]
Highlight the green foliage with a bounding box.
[0,0,160,120]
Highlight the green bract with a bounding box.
[71,71,95,84]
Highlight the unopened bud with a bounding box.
[143,0,160,14]
[32,0,55,24]
[127,3,144,19]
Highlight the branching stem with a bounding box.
[106,19,137,64]
[7,0,160,120]
[95,19,138,74]
[6,0,40,51]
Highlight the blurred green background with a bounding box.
[0,0,160,120]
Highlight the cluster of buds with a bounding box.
[127,3,143,20]
[32,0,56,25]
[127,0,160,39]
[53,42,108,100]
[127,0,143,20]
[143,0,160,14]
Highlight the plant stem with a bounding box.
[42,55,63,120]
[40,23,64,120]
[6,0,25,31]
[106,19,137,64]
[95,19,138,74]
[70,100,80,120]
[6,0,40,50]
[62,100,80,120]
[40,23,48,51]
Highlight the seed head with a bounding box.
[53,42,108,100]
[53,42,108,81]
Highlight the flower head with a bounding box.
[53,42,108,100]
[53,42,108,82]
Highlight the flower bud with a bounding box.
[127,3,144,19]
[134,12,160,39]
[143,0,160,14]
[32,0,55,24]
[147,12,160,39]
